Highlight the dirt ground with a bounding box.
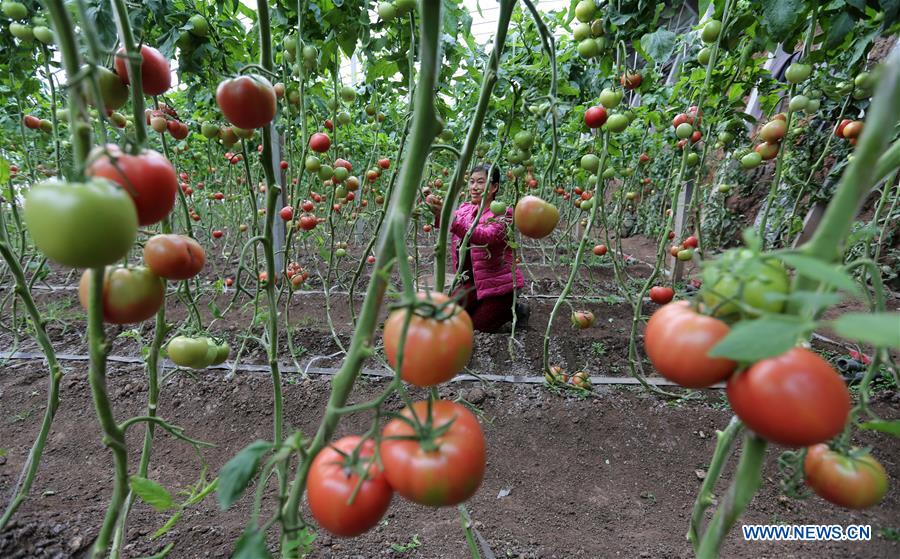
[0,235,898,558]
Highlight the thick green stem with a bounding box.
[696,435,767,558]
[688,417,742,550]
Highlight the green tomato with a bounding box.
[805,98,820,112]
[606,113,628,133]
[490,201,506,215]
[333,166,350,182]
[340,85,357,103]
[717,131,734,144]
[573,22,591,42]
[211,342,231,366]
[1,1,28,20]
[196,337,220,368]
[574,0,595,22]
[580,198,594,211]
[701,20,721,43]
[854,71,874,90]
[677,248,694,261]
[201,122,220,139]
[88,66,129,112]
[697,47,711,66]
[377,2,397,21]
[785,63,812,84]
[188,14,208,37]
[789,94,809,112]
[336,111,351,125]
[394,0,416,15]
[305,156,321,172]
[601,167,616,180]
[25,179,138,268]
[334,185,348,199]
[675,122,693,139]
[717,184,731,194]
[686,153,700,167]
[700,248,789,319]
[9,22,33,41]
[740,152,762,169]
[580,153,600,173]
[318,164,334,180]
[598,88,621,109]
[32,25,53,44]
[577,38,599,58]
[167,336,212,368]
[514,130,534,150]
[335,248,347,258]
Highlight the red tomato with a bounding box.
[649,286,674,305]
[380,400,486,506]
[584,105,607,128]
[143,234,206,280]
[309,132,331,153]
[324,119,333,131]
[224,277,234,287]
[842,121,863,139]
[307,436,393,537]
[639,153,650,163]
[383,292,473,387]
[377,158,390,169]
[279,206,294,221]
[114,45,171,95]
[514,195,560,239]
[216,75,276,129]
[644,301,735,388]
[727,348,850,447]
[334,158,353,171]
[690,130,702,144]
[298,214,318,231]
[366,255,376,264]
[682,235,698,249]
[592,244,607,256]
[24,115,41,129]
[86,145,178,226]
[804,445,888,509]
[214,192,225,200]
[79,266,164,324]
[212,230,224,239]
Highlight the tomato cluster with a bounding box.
[167,336,230,369]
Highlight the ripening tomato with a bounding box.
[755,142,780,161]
[643,301,736,388]
[24,115,41,129]
[380,400,486,507]
[86,144,178,226]
[114,45,171,96]
[383,292,473,387]
[649,286,674,305]
[216,74,276,130]
[835,119,852,138]
[377,158,390,169]
[309,132,331,152]
[593,244,607,256]
[842,121,863,139]
[307,436,393,537]
[298,214,318,231]
[621,71,642,90]
[79,266,165,324]
[759,120,787,143]
[584,105,608,128]
[571,310,595,329]
[143,234,205,280]
[804,445,888,509]
[514,196,559,239]
[682,236,698,249]
[727,348,850,447]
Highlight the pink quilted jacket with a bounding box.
[450,202,525,300]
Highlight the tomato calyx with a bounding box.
[383,402,458,454]
[388,291,467,322]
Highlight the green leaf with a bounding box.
[639,29,677,65]
[759,0,805,41]
[709,316,813,362]
[774,253,862,297]
[824,12,854,51]
[232,528,272,559]
[831,313,900,348]
[217,440,272,510]
[129,476,174,512]
[0,158,9,184]
[858,420,900,438]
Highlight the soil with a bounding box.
[0,236,898,559]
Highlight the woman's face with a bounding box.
[468,170,493,204]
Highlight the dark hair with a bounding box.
[470,164,501,187]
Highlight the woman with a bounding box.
[428,164,529,333]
